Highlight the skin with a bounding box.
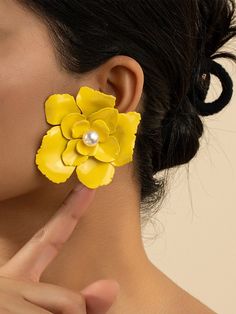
[0,0,216,313]
[0,187,120,314]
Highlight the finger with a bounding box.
[0,277,86,314]
[80,279,120,314]
[0,291,52,313]
[0,185,96,283]
[0,277,119,314]
[0,310,11,314]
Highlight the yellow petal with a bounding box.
[76,139,98,156]
[94,136,120,162]
[88,108,119,134]
[72,120,90,139]
[62,139,89,166]
[61,113,87,140]
[76,86,116,117]
[76,157,115,189]
[45,94,81,125]
[111,112,141,167]
[35,126,75,183]
[90,119,109,143]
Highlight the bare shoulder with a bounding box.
[108,263,216,314]
[163,287,216,314]
[147,266,217,314]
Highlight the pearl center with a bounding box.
[82,130,99,146]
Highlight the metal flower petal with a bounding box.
[94,136,120,162]
[35,126,75,183]
[71,120,90,139]
[90,119,110,143]
[61,113,87,140]
[62,139,89,166]
[45,94,81,125]
[76,86,116,118]
[111,112,141,167]
[76,157,115,189]
[76,139,99,156]
[87,107,119,134]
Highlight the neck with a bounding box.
[0,164,153,295]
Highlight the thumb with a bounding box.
[80,279,120,314]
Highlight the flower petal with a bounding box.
[90,119,109,143]
[94,136,120,162]
[45,94,81,125]
[111,112,141,167]
[76,157,115,189]
[35,126,75,183]
[76,139,98,156]
[76,86,116,117]
[62,139,89,166]
[88,108,119,134]
[61,113,87,140]
[72,120,90,139]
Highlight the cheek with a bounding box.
[0,51,62,200]
[0,103,44,197]
[0,83,51,200]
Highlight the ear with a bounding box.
[94,55,144,113]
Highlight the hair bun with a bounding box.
[156,97,204,172]
[188,59,233,116]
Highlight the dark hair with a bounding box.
[19,0,236,222]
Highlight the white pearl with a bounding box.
[83,130,99,147]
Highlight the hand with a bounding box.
[0,185,120,313]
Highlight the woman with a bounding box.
[0,0,235,313]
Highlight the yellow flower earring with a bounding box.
[35,86,141,189]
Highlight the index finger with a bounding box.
[0,185,96,283]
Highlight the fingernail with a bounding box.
[73,183,86,192]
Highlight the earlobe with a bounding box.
[97,55,144,113]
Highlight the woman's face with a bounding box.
[0,0,86,200]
